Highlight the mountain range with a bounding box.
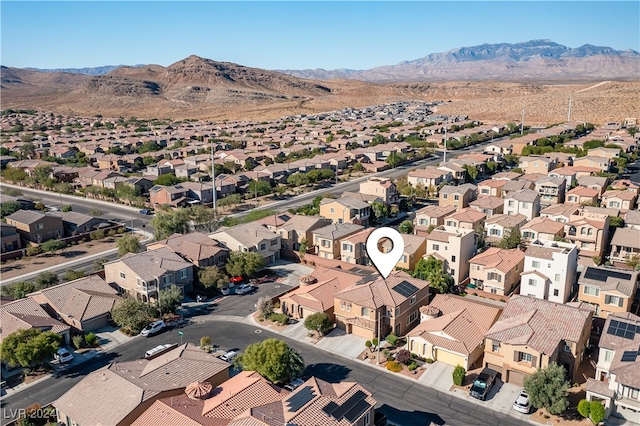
[1,40,638,123]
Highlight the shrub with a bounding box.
[84,332,99,347]
[372,337,379,348]
[589,401,605,425]
[268,313,289,325]
[26,246,41,256]
[452,365,466,386]
[117,227,125,234]
[395,349,411,364]
[365,341,372,351]
[577,399,590,418]
[256,296,274,320]
[386,334,398,346]
[407,361,419,371]
[200,336,212,350]
[425,358,434,364]
[386,361,403,372]
[72,335,84,349]
[90,230,105,240]
[107,229,117,237]
[61,205,72,212]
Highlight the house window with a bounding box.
[163,275,171,284]
[564,343,571,353]
[363,410,370,425]
[583,286,600,296]
[519,352,533,363]
[581,227,587,235]
[180,269,187,279]
[553,289,559,297]
[341,301,351,312]
[487,272,501,282]
[522,202,528,208]
[508,200,514,207]
[603,349,613,362]
[554,274,561,282]
[36,223,44,230]
[406,310,419,325]
[609,201,620,208]
[446,220,456,227]
[454,195,460,201]
[490,287,497,294]
[321,240,331,248]
[342,243,353,252]
[450,268,455,276]
[481,188,490,194]
[119,272,126,279]
[587,228,593,236]
[361,307,371,317]
[260,243,266,250]
[401,255,407,263]
[330,207,335,213]
[523,231,534,239]
[271,239,278,246]
[410,295,416,305]
[492,343,500,352]
[432,244,439,251]
[419,219,427,225]
[443,194,448,199]
[451,255,456,263]
[490,228,501,236]
[532,261,540,268]
[528,278,537,287]
[605,294,623,307]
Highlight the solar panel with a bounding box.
[286,386,316,412]
[583,267,632,282]
[322,402,338,417]
[621,351,638,362]
[325,390,367,420]
[392,281,419,298]
[343,399,371,422]
[606,320,637,340]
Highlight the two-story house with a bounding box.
[578,267,639,319]
[149,184,191,208]
[564,210,609,259]
[425,225,477,285]
[104,247,195,303]
[340,228,375,265]
[484,295,592,385]
[439,184,477,210]
[565,186,600,205]
[534,176,566,206]
[610,227,640,265]
[577,175,609,196]
[5,209,63,244]
[358,177,399,205]
[407,167,452,190]
[312,223,365,260]
[266,215,332,252]
[586,313,640,423]
[469,247,525,296]
[334,271,431,339]
[443,208,486,230]
[484,213,528,244]
[414,205,456,236]
[601,190,637,212]
[319,197,371,226]
[210,222,282,264]
[573,156,611,172]
[1,223,21,252]
[518,155,557,175]
[503,189,541,221]
[147,232,230,268]
[477,179,508,198]
[520,217,566,245]
[519,240,578,304]
[407,294,503,370]
[379,233,427,271]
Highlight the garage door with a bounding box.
[486,363,503,376]
[351,325,373,339]
[507,370,527,386]
[435,349,466,368]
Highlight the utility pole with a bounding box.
[567,97,572,123]
[521,107,525,135]
[443,118,448,163]
[211,139,217,215]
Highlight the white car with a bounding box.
[283,378,305,392]
[219,351,238,362]
[140,320,165,337]
[54,348,74,364]
[234,284,254,295]
[513,388,532,414]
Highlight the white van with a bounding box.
[145,343,178,360]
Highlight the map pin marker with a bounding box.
[366,227,404,279]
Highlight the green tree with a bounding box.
[412,256,454,294]
[35,271,59,288]
[225,251,266,278]
[153,174,183,186]
[158,284,183,315]
[93,257,109,271]
[248,180,272,197]
[40,240,67,254]
[609,216,624,230]
[385,151,406,168]
[63,269,86,281]
[452,365,466,386]
[0,328,61,368]
[111,297,158,334]
[498,227,522,249]
[116,233,140,256]
[3,167,28,182]
[256,296,274,320]
[237,338,304,384]
[523,362,570,415]
[150,209,191,240]
[304,312,333,336]
[32,164,54,185]
[398,220,414,234]
[352,163,364,172]
[588,401,605,425]
[371,201,388,223]
[463,165,479,182]
[287,173,309,187]
[218,193,242,211]
[1,201,21,218]
[299,238,308,258]
[198,266,229,290]
[244,159,257,171]
[1,281,37,299]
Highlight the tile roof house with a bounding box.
[443,207,486,230]
[334,271,431,340]
[578,266,639,319]
[312,223,365,260]
[0,297,71,346]
[484,213,528,244]
[131,371,377,426]
[5,209,64,244]
[469,248,526,296]
[586,312,640,423]
[425,225,477,285]
[414,205,457,236]
[407,294,503,370]
[477,179,507,198]
[503,189,541,221]
[601,190,637,212]
[469,195,505,218]
[483,295,592,385]
[358,177,399,205]
[610,227,640,264]
[260,214,331,252]
[210,222,282,264]
[577,175,609,196]
[439,184,477,210]
[319,197,371,226]
[54,343,231,426]
[518,155,557,175]
[147,232,230,268]
[564,210,609,259]
[520,217,566,245]
[624,210,640,230]
[534,176,566,206]
[565,186,600,205]
[280,266,371,322]
[379,233,427,271]
[340,228,376,265]
[104,247,195,304]
[540,203,581,224]
[27,275,121,332]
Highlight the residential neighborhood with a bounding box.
[1,105,640,426]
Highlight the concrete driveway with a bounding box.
[315,328,368,359]
[268,260,313,286]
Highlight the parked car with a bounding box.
[145,343,178,360]
[230,276,243,284]
[140,320,165,337]
[469,368,498,400]
[283,378,305,392]
[512,388,532,414]
[219,350,238,362]
[139,209,153,215]
[54,348,74,364]
[235,284,254,295]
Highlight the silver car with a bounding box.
[513,388,532,414]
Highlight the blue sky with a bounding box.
[2,1,639,70]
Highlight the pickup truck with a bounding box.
[469,368,498,401]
